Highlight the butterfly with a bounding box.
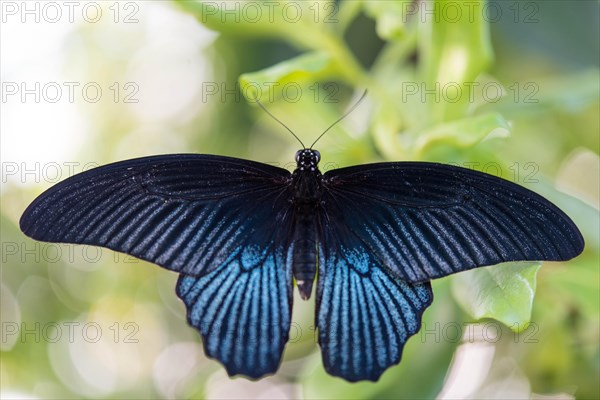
[19,95,584,382]
[19,148,585,380]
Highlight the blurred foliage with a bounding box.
[2,0,599,399]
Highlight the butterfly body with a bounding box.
[20,150,584,382]
[290,149,324,300]
[290,204,319,300]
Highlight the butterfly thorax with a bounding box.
[291,149,323,202]
[290,149,323,300]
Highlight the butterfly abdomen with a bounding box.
[292,204,318,300]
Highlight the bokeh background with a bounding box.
[1,1,598,399]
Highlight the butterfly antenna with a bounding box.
[255,98,306,149]
[310,89,368,149]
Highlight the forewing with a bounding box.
[322,162,584,282]
[20,154,293,277]
[316,213,433,381]
[176,238,293,379]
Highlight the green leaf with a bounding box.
[451,262,541,332]
[239,52,338,102]
[175,0,368,85]
[543,254,600,316]
[335,0,362,34]
[411,112,510,157]
[419,0,494,123]
[175,0,289,36]
[362,0,409,41]
[174,0,338,51]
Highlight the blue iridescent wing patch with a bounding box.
[176,243,292,378]
[316,208,433,381]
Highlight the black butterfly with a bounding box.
[19,92,584,381]
[20,147,584,382]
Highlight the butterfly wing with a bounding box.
[315,160,583,381]
[21,154,296,378]
[316,210,433,381]
[176,241,292,378]
[321,162,585,283]
[20,154,293,277]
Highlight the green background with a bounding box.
[1,1,598,399]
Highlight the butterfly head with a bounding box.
[295,149,321,172]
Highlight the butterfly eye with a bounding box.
[295,150,303,163]
[313,150,321,163]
